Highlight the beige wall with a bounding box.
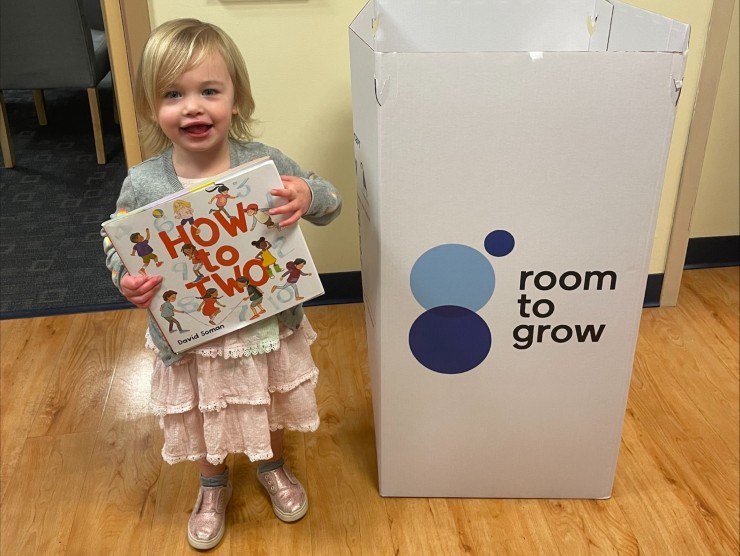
[690,0,739,238]
[148,1,731,275]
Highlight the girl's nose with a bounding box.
[182,94,203,115]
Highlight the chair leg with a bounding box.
[32,89,47,126]
[87,87,106,164]
[0,92,15,168]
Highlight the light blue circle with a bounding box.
[410,244,495,311]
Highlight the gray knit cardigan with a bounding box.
[103,140,342,366]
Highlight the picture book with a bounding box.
[102,157,324,353]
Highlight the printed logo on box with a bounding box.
[409,230,616,375]
[408,230,514,375]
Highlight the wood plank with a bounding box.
[637,308,738,450]
[626,346,738,546]
[303,304,395,555]
[63,309,162,554]
[679,267,739,370]
[613,414,735,554]
[0,433,96,556]
[0,316,72,501]
[27,310,132,437]
[0,318,19,353]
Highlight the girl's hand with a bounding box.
[269,176,312,227]
[120,273,163,308]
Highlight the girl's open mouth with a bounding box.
[182,124,212,136]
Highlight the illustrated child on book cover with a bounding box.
[173,199,201,236]
[207,183,236,218]
[236,275,267,320]
[130,228,164,274]
[197,288,226,326]
[271,258,312,301]
[252,237,283,277]
[246,203,281,231]
[160,290,188,333]
[180,243,205,282]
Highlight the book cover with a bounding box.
[103,158,324,353]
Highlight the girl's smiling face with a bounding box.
[157,52,237,160]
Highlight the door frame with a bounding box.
[100,0,150,167]
[660,0,735,306]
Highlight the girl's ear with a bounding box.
[232,104,238,115]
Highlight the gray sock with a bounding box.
[258,457,284,474]
[200,466,229,488]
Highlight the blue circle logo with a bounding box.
[410,244,494,312]
[484,230,515,257]
[409,306,492,374]
[408,231,515,374]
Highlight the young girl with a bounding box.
[102,19,341,550]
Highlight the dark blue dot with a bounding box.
[409,306,491,374]
[484,230,515,257]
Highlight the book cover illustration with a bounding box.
[103,158,324,353]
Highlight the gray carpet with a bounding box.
[0,84,134,318]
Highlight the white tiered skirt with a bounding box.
[147,317,319,465]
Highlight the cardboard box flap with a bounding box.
[349,0,689,54]
[349,0,376,49]
[607,1,690,53]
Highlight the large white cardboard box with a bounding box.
[349,0,689,498]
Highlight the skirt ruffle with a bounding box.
[150,320,319,465]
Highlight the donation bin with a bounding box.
[349,0,689,498]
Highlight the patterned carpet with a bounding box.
[0,83,134,318]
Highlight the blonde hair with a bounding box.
[135,18,257,155]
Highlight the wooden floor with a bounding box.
[0,267,737,555]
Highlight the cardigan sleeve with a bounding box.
[263,146,342,227]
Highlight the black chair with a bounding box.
[0,0,113,167]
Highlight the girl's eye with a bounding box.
[164,91,181,99]
[202,88,218,96]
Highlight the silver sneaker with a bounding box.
[187,482,232,550]
[257,464,308,522]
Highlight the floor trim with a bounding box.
[644,274,664,308]
[684,235,740,269]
